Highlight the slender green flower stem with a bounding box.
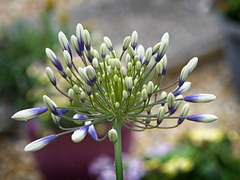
[114,118,123,180]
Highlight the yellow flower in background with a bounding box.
[188,127,224,144]
[145,158,161,171]
[161,157,194,177]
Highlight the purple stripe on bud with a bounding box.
[172,82,191,96]
[65,44,72,59]
[155,52,163,63]
[85,121,98,140]
[24,134,57,152]
[73,114,88,119]
[11,107,48,121]
[78,37,85,52]
[187,114,218,123]
[184,94,216,103]
[53,57,64,71]
[177,118,185,125]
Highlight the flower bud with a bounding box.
[157,106,165,125]
[120,66,127,77]
[78,67,90,84]
[162,55,167,75]
[144,47,152,66]
[128,46,136,58]
[179,65,189,87]
[167,93,175,111]
[152,42,161,55]
[178,103,190,125]
[136,44,145,63]
[45,48,63,71]
[85,121,98,140]
[123,36,131,51]
[123,90,128,100]
[187,57,198,74]
[155,32,169,62]
[100,43,107,58]
[68,88,75,101]
[184,94,216,103]
[46,67,56,86]
[108,128,118,143]
[130,30,138,49]
[136,61,142,71]
[173,82,191,96]
[169,95,183,115]
[83,29,91,51]
[71,35,82,56]
[72,125,89,143]
[24,134,57,152]
[115,102,120,109]
[147,81,154,97]
[58,31,72,57]
[125,77,133,91]
[92,58,99,69]
[187,114,218,123]
[103,36,113,51]
[51,113,60,127]
[65,67,72,79]
[127,62,133,71]
[156,61,163,76]
[63,50,72,69]
[43,95,58,115]
[141,88,148,102]
[86,65,97,83]
[11,107,48,121]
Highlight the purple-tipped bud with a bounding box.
[24,134,57,152]
[86,65,97,83]
[178,65,188,87]
[178,103,189,125]
[63,50,72,69]
[46,67,56,86]
[187,114,218,123]
[169,95,183,115]
[184,94,216,103]
[76,23,85,52]
[43,95,58,115]
[73,114,88,119]
[83,29,91,51]
[136,44,145,63]
[11,107,48,121]
[58,31,72,58]
[51,113,61,127]
[103,36,113,51]
[172,82,191,96]
[85,121,98,140]
[72,125,89,143]
[45,48,64,71]
[130,31,138,50]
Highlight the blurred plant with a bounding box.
[211,0,240,21]
[142,128,240,180]
[89,128,240,180]
[11,23,218,179]
[0,0,68,109]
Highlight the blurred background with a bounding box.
[1,0,240,179]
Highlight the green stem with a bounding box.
[114,118,123,180]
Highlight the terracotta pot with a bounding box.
[28,121,132,180]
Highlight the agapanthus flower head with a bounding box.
[12,23,217,151]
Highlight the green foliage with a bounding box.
[0,12,61,108]
[213,0,240,21]
[143,129,240,180]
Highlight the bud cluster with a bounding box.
[11,23,217,152]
